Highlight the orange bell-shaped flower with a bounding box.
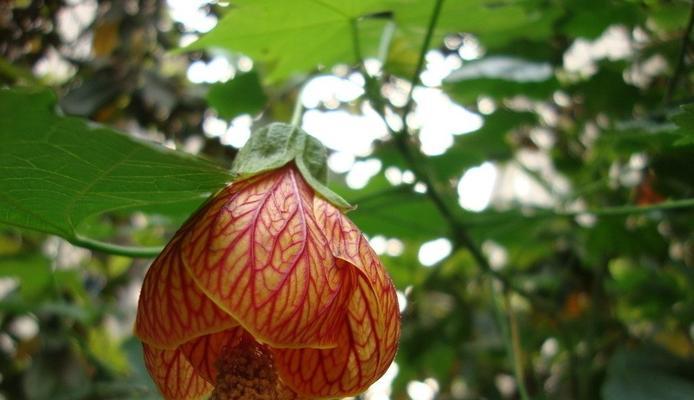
[134,124,400,399]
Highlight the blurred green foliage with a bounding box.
[1,0,693,399]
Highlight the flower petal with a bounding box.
[142,343,212,400]
[273,268,399,398]
[135,233,236,349]
[313,196,400,363]
[180,166,349,348]
[179,327,245,384]
[272,197,400,397]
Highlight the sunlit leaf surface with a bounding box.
[0,88,231,239]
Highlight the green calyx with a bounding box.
[230,123,352,210]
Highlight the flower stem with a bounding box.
[504,292,531,400]
[489,282,531,400]
[71,234,162,258]
[376,21,396,66]
[290,89,305,127]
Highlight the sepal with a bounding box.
[231,123,352,210]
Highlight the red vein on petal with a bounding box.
[180,166,349,349]
[275,267,399,398]
[143,343,212,400]
[135,232,237,349]
[270,197,401,398]
[314,196,401,345]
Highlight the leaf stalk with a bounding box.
[71,235,162,258]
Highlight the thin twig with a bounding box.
[353,0,556,312]
[350,18,364,65]
[504,292,531,400]
[664,1,694,105]
[387,0,555,311]
[388,0,452,236]
[352,17,391,116]
[489,281,531,400]
[526,197,694,220]
[290,88,306,127]
[400,0,445,121]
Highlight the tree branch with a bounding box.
[353,0,556,312]
[664,1,694,105]
[400,0,445,120]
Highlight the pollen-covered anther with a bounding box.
[211,335,298,400]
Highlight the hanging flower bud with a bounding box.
[135,124,400,399]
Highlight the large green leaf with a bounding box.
[444,56,558,103]
[207,71,268,119]
[474,5,561,49]
[603,347,694,400]
[186,0,390,81]
[0,88,230,240]
[334,173,449,240]
[391,0,536,37]
[0,255,52,299]
[672,104,694,146]
[386,0,559,76]
[351,188,448,240]
[595,123,682,156]
[560,0,643,39]
[187,0,559,81]
[568,62,643,117]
